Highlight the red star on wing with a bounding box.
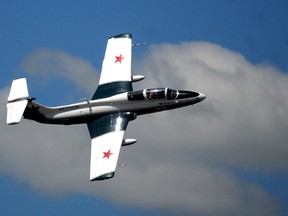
[115,54,124,63]
[103,149,113,159]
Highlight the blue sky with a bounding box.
[1,1,288,215]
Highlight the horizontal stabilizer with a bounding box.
[7,78,29,125]
[7,100,28,125]
[7,78,29,102]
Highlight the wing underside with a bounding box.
[88,34,134,181]
[89,130,125,180]
[92,33,133,100]
[87,113,131,181]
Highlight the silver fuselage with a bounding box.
[24,88,206,125]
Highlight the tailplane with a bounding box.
[7,78,29,125]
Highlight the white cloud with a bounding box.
[1,41,288,215]
[136,42,288,171]
[19,48,99,94]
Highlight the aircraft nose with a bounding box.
[177,90,199,99]
[198,93,206,101]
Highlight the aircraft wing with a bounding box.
[87,113,133,181]
[87,34,135,181]
[92,33,133,100]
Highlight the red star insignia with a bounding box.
[103,149,113,159]
[115,54,124,63]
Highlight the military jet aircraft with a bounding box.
[7,33,206,181]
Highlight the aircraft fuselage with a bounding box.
[23,87,205,125]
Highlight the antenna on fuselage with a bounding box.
[81,98,92,113]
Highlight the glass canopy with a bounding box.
[128,88,178,101]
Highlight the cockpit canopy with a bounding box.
[146,88,178,100]
[128,88,178,101]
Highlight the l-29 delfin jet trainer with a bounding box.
[7,33,206,181]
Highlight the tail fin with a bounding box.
[7,78,29,125]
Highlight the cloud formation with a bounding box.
[19,48,99,94]
[1,41,288,215]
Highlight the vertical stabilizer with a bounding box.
[7,78,29,125]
